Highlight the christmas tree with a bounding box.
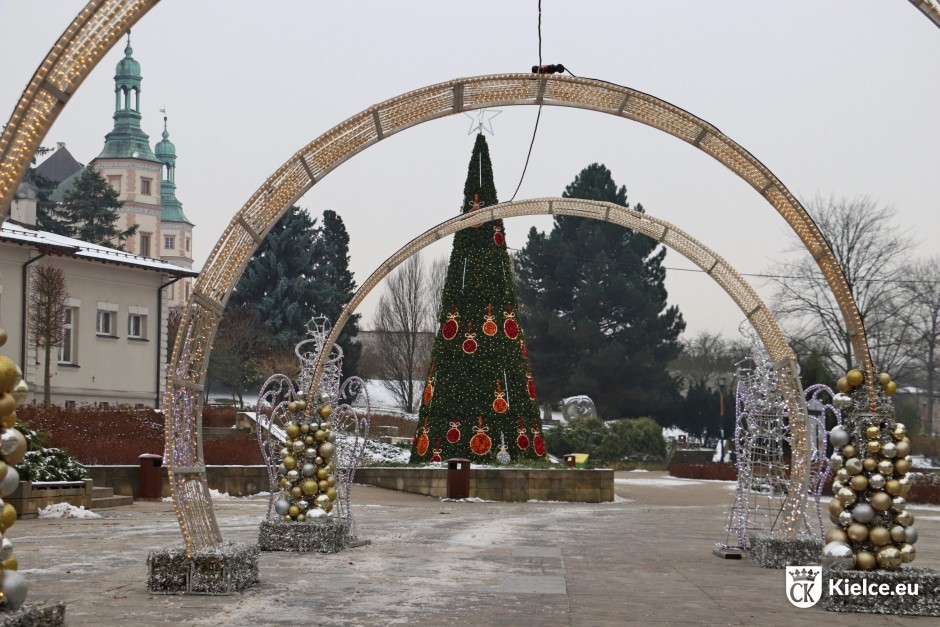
[410,134,544,463]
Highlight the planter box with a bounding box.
[7,479,94,518]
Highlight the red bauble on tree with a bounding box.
[416,419,430,457]
[516,416,530,450]
[462,321,478,354]
[492,380,508,413]
[430,437,443,463]
[532,427,546,457]
[446,420,461,444]
[526,371,537,401]
[441,305,459,341]
[469,417,492,456]
[469,193,483,225]
[493,223,505,247]
[423,365,435,406]
[519,338,528,358]
[482,304,498,336]
[503,306,519,340]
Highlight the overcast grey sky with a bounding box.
[2,1,938,338]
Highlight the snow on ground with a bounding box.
[614,476,736,488]
[364,380,419,419]
[38,503,102,519]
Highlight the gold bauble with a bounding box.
[895,441,911,458]
[837,487,858,506]
[283,455,297,470]
[0,462,7,483]
[300,423,310,434]
[899,543,916,564]
[847,523,869,542]
[4,429,26,466]
[846,369,864,387]
[315,494,330,510]
[320,422,332,431]
[878,460,894,475]
[876,546,902,570]
[286,424,301,439]
[1,556,17,571]
[826,528,849,544]
[291,486,302,499]
[0,411,15,430]
[866,440,881,454]
[894,458,911,474]
[288,505,300,518]
[884,381,897,397]
[866,426,881,439]
[279,477,288,488]
[325,500,333,513]
[869,526,891,546]
[318,442,335,460]
[893,425,906,440]
[855,551,876,571]
[895,510,914,526]
[842,445,857,459]
[828,499,844,516]
[0,393,15,419]
[326,475,336,488]
[849,475,869,492]
[871,491,893,511]
[885,480,902,496]
[902,436,910,444]
[296,400,307,411]
[836,376,851,393]
[845,458,863,476]
[862,458,878,472]
[314,429,327,442]
[878,372,892,387]
[318,479,328,492]
[319,405,332,419]
[889,526,907,542]
[0,504,16,532]
[316,467,329,480]
[0,357,18,393]
[327,487,337,501]
[0,329,6,347]
[287,401,299,413]
[10,380,27,408]
[836,468,850,483]
[302,480,317,496]
[305,436,315,445]
[295,513,305,522]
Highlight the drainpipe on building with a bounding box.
[156,275,183,408]
[21,252,47,380]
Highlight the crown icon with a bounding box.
[790,568,817,583]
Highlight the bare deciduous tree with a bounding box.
[208,305,272,407]
[770,195,914,379]
[427,254,449,321]
[671,331,747,391]
[372,254,436,412]
[28,265,69,405]
[898,257,940,435]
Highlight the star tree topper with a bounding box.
[465,109,502,135]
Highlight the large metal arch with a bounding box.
[308,198,814,539]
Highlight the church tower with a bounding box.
[154,114,195,308]
[91,32,163,261]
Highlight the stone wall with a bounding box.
[85,465,269,499]
[7,479,94,517]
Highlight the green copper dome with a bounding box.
[96,32,158,162]
[156,117,193,225]
[115,41,141,79]
[155,127,176,160]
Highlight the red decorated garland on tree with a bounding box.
[430,437,443,463]
[526,371,537,401]
[470,417,492,456]
[519,338,528,358]
[532,427,546,457]
[470,193,483,226]
[446,420,461,444]
[503,306,519,340]
[492,380,508,413]
[416,418,430,457]
[516,416,530,450]
[441,305,459,341]
[493,223,505,247]
[462,321,478,354]
[482,304,498,336]
[423,364,435,405]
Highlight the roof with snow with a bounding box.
[0,221,199,277]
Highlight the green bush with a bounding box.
[15,423,88,482]
[544,416,666,465]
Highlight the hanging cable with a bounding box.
[510,0,544,202]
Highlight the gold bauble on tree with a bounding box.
[1,556,17,571]
[0,393,15,418]
[895,441,911,458]
[283,455,297,470]
[878,372,892,387]
[826,528,849,544]
[866,425,881,439]
[0,503,17,532]
[894,458,911,474]
[0,328,7,347]
[842,445,857,459]
[828,499,844,516]
[855,551,876,571]
[319,405,332,419]
[846,369,864,387]
[849,475,868,492]
[862,458,878,472]
[870,492,893,511]
[895,510,914,527]
[836,377,851,393]
[286,424,301,439]
[0,357,18,392]
[0,412,15,430]
[884,480,902,497]
[884,381,897,396]
[876,546,902,570]
[847,523,869,542]
[866,440,881,454]
[869,526,890,546]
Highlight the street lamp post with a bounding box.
[717,374,730,463]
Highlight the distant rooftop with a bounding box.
[34,144,83,184]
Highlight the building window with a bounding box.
[186,237,191,252]
[185,281,190,301]
[65,400,76,408]
[96,310,115,336]
[59,307,76,364]
[107,175,122,194]
[141,178,151,195]
[128,313,146,339]
[165,235,175,250]
[140,233,151,257]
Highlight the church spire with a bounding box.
[97,30,158,161]
[154,112,193,225]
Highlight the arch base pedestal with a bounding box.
[146,541,259,595]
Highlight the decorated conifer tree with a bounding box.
[410,134,544,464]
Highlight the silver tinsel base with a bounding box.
[147,541,260,594]
[747,533,822,569]
[823,566,940,616]
[0,603,65,626]
[258,519,351,553]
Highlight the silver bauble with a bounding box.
[831,481,843,494]
[305,447,318,459]
[852,503,876,523]
[286,469,300,482]
[318,442,335,459]
[302,463,316,477]
[0,466,18,498]
[833,393,853,409]
[822,541,855,569]
[318,392,330,403]
[829,513,841,526]
[1,570,28,611]
[496,449,511,465]
[11,379,28,407]
[315,494,330,509]
[869,473,886,490]
[0,537,12,562]
[829,453,844,470]
[327,431,337,443]
[0,430,17,455]
[838,510,854,527]
[905,526,919,544]
[881,442,897,458]
[277,463,287,476]
[844,458,863,476]
[315,456,324,465]
[279,447,290,459]
[829,426,851,448]
[892,497,907,512]
[297,499,309,511]
[292,440,305,453]
[274,498,291,516]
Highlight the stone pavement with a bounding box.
[8,471,940,626]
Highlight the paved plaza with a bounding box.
[10,471,940,625]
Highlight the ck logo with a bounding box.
[785,566,822,608]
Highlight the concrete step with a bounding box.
[91,495,134,509]
[92,486,115,499]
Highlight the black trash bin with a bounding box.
[138,453,163,500]
[446,458,471,499]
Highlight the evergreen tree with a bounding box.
[60,167,138,248]
[229,206,361,378]
[515,163,685,419]
[24,169,70,235]
[410,134,544,464]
